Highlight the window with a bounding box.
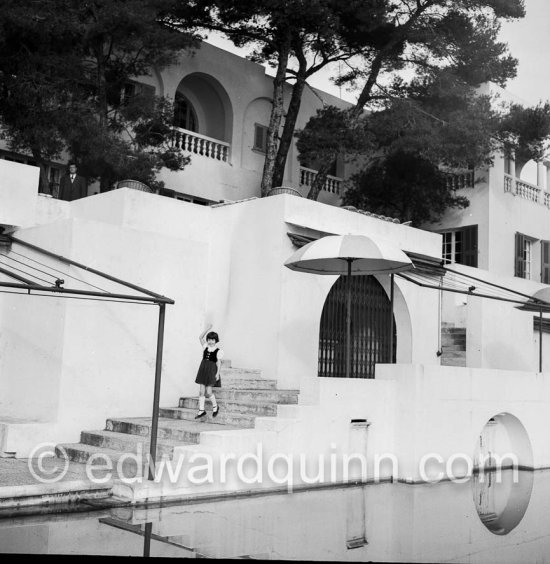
[121,81,155,107]
[541,241,550,284]
[48,166,62,197]
[253,123,269,153]
[300,154,338,177]
[441,225,478,267]
[173,91,198,132]
[515,233,534,279]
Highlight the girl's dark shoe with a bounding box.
[195,410,206,419]
[213,405,220,418]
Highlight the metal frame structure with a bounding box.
[397,266,550,372]
[288,231,550,373]
[0,234,175,480]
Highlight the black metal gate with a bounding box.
[318,275,395,379]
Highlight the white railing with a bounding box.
[504,174,545,205]
[299,166,342,195]
[171,127,230,162]
[504,174,513,193]
[444,171,475,191]
[516,179,540,202]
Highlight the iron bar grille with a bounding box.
[318,274,396,379]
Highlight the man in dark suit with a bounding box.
[58,162,88,201]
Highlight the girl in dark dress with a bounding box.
[195,325,223,419]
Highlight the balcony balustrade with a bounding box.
[171,127,230,162]
[516,179,540,202]
[444,171,475,191]
[299,166,342,195]
[503,173,548,206]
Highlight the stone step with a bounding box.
[57,442,142,471]
[160,406,257,428]
[441,344,466,351]
[79,430,185,459]
[441,327,466,334]
[441,351,467,360]
[218,376,276,390]
[210,388,299,404]
[179,397,278,416]
[106,417,243,444]
[441,336,466,346]
[220,366,261,377]
[442,331,465,338]
[441,358,467,367]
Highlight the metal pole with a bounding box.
[143,522,153,557]
[346,259,352,379]
[10,235,174,302]
[540,307,543,373]
[148,303,166,481]
[389,274,394,363]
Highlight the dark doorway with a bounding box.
[318,275,395,379]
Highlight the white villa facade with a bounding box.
[0,41,351,206]
[2,44,550,505]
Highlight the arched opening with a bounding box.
[173,92,198,132]
[318,275,395,379]
[516,158,537,184]
[173,73,233,143]
[472,413,534,535]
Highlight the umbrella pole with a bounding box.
[389,274,394,364]
[540,307,543,373]
[346,258,352,379]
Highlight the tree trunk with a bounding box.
[93,38,110,191]
[260,38,291,197]
[307,55,385,201]
[306,159,334,200]
[30,144,50,195]
[271,54,308,189]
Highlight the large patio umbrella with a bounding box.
[515,287,550,372]
[284,234,413,378]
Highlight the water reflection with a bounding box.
[473,469,534,535]
[143,522,152,557]
[3,471,550,561]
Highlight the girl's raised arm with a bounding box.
[199,324,213,346]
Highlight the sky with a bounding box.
[499,0,550,106]
[206,0,550,108]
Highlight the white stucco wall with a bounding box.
[153,41,349,204]
[430,152,550,281]
[0,160,39,228]
[3,183,550,489]
[1,188,441,454]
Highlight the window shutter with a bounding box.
[462,225,478,267]
[254,124,268,152]
[515,233,525,278]
[542,241,550,284]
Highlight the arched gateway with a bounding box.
[318,275,395,379]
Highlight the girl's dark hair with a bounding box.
[206,331,219,342]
